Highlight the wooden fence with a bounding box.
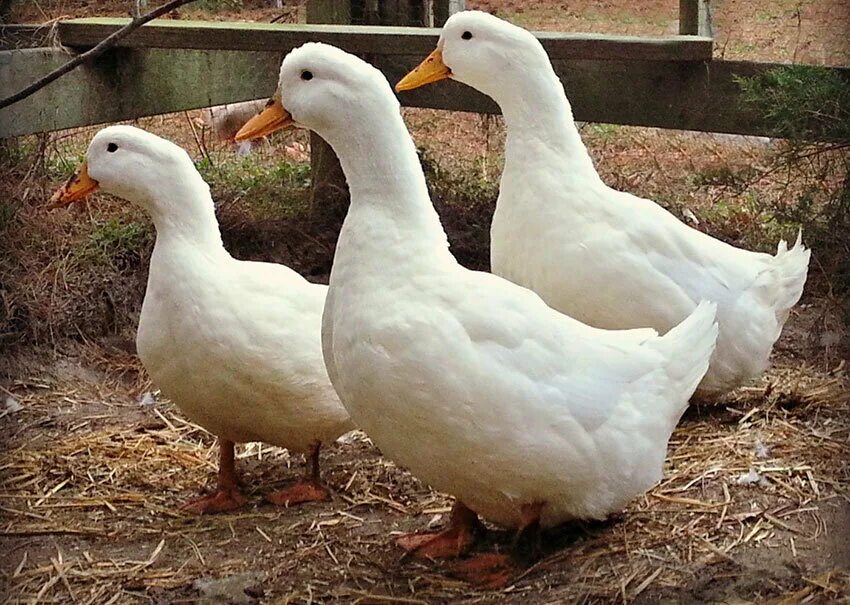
[0,1,848,140]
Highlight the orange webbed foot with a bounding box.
[265,480,329,506]
[451,553,518,589]
[396,501,481,560]
[396,525,476,560]
[180,488,247,514]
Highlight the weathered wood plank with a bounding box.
[306,0,351,25]
[679,0,712,37]
[390,58,838,136]
[0,47,280,138]
[306,0,350,217]
[431,0,450,27]
[679,0,699,35]
[384,57,850,138]
[3,46,848,139]
[56,18,713,62]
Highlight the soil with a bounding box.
[1,334,848,603]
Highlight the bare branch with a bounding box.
[0,0,196,110]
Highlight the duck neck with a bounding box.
[496,64,598,178]
[146,169,227,261]
[324,106,452,264]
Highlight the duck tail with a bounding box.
[650,301,719,415]
[767,230,810,325]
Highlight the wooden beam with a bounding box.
[679,0,712,37]
[679,0,698,35]
[0,47,280,138]
[306,0,351,24]
[56,18,714,62]
[431,0,450,27]
[429,0,465,26]
[306,0,350,219]
[3,47,848,140]
[392,58,850,138]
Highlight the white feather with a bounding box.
[85,125,352,453]
[281,44,719,528]
[438,11,811,397]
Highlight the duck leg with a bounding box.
[181,439,248,514]
[451,502,544,588]
[396,501,482,559]
[265,441,330,506]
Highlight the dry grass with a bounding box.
[4,108,848,353]
[0,113,321,347]
[1,341,848,604]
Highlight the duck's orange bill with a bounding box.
[49,162,99,208]
[395,48,451,92]
[234,96,294,141]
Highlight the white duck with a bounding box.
[51,125,352,514]
[236,43,718,579]
[396,11,811,398]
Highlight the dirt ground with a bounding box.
[2,0,850,603]
[2,333,849,603]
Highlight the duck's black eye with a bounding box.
[301,70,313,81]
[461,31,472,40]
[107,143,118,152]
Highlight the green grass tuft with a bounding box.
[198,155,312,219]
[75,218,151,269]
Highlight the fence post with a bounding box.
[678,0,712,37]
[304,0,436,230]
[431,0,458,26]
[305,0,351,228]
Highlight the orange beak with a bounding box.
[234,96,294,141]
[395,48,452,92]
[49,162,99,208]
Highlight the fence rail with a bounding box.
[1,19,848,139]
[56,18,713,61]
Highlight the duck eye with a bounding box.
[461,31,472,40]
[301,70,313,81]
[107,143,118,152]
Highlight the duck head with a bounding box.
[51,125,204,213]
[396,11,550,103]
[235,42,399,145]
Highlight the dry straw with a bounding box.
[1,344,848,603]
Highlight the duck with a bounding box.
[200,99,268,155]
[396,10,811,398]
[235,42,718,581]
[50,125,352,514]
